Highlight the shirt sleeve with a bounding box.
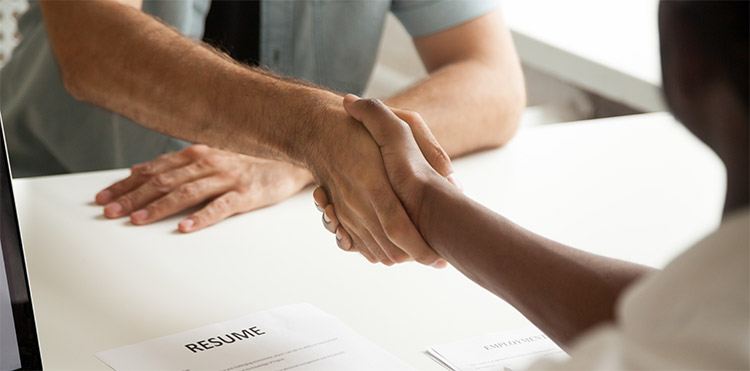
[390,0,500,38]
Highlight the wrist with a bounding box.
[285,90,342,168]
[221,68,342,167]
[415,174,463,247]
[296,92,357,179]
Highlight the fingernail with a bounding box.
[335,229,350,251]
[431,259,448,269]
[323,212,331,223]
[447,173,463,191]
[131,209,149,223]
[96,190,112,204]
[103,202,123,217]
[179,219,195,232]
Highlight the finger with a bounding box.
[178,190,244,233]
[338,211,395,265]
[356,224,398,266]
[335,226,353,252]
[104,158,218,219]
[369,227,411,265]
[96,150,195,205]
[313,187,329,212]
[375,190,442,266]
[361,204,411,264]
[322,204,339,234]
[348,232,379,264]
[391,108,460,190]
[432,259,449,269]
[97,174,146,206]
[130,175,233,226]
[343,95,413,150]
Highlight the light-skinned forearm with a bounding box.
[385,10,525,157]
[416,178,653,348]
[385,60,524,157]
[41,1,453,266]
[40,0,337,168]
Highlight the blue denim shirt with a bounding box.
[1,0,498,176]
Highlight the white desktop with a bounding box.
[14,113,724,370]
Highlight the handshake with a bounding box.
[309,94,461,268]
[95,92,463,268]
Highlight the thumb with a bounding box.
[343,94,414,150]
[344,94,463,191]
[391,108,462,191]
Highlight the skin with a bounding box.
[40,0,483,266]
[86,3,524,233]
[96,146,312,232]
[315,2,748,348]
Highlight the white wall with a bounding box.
[0,0,28,68]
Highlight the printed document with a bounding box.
[97,303,413,371]
[426,326,567,371]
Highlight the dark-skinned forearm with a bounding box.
[417,179,653,347]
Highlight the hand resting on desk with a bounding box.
[95,145,314,233]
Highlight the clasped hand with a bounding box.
[313,95,460,267]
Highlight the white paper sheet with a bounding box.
[426,326,567,371]
[96,303,413,371]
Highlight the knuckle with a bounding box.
[235,185,253,195]
[212,197,231,214]
[388,251,409,264]
[134,163,155,176]
[222,169,242,182]
[429,146,451,170]
[144,203,163,217]
[362,98,386,111]
[191,213,207,227]
[150,173,174,191]
[177,184,200,199]
[400,110,423,125]
[116,195,134,211]
[130,163,144,174]
[183,144,209,158]
[198,154,223,169]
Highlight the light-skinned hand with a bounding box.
[95,144,313,232]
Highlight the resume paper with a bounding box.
[426,326,568,371]
[96,303,413,371]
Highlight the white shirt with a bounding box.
[532,208,749,370]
